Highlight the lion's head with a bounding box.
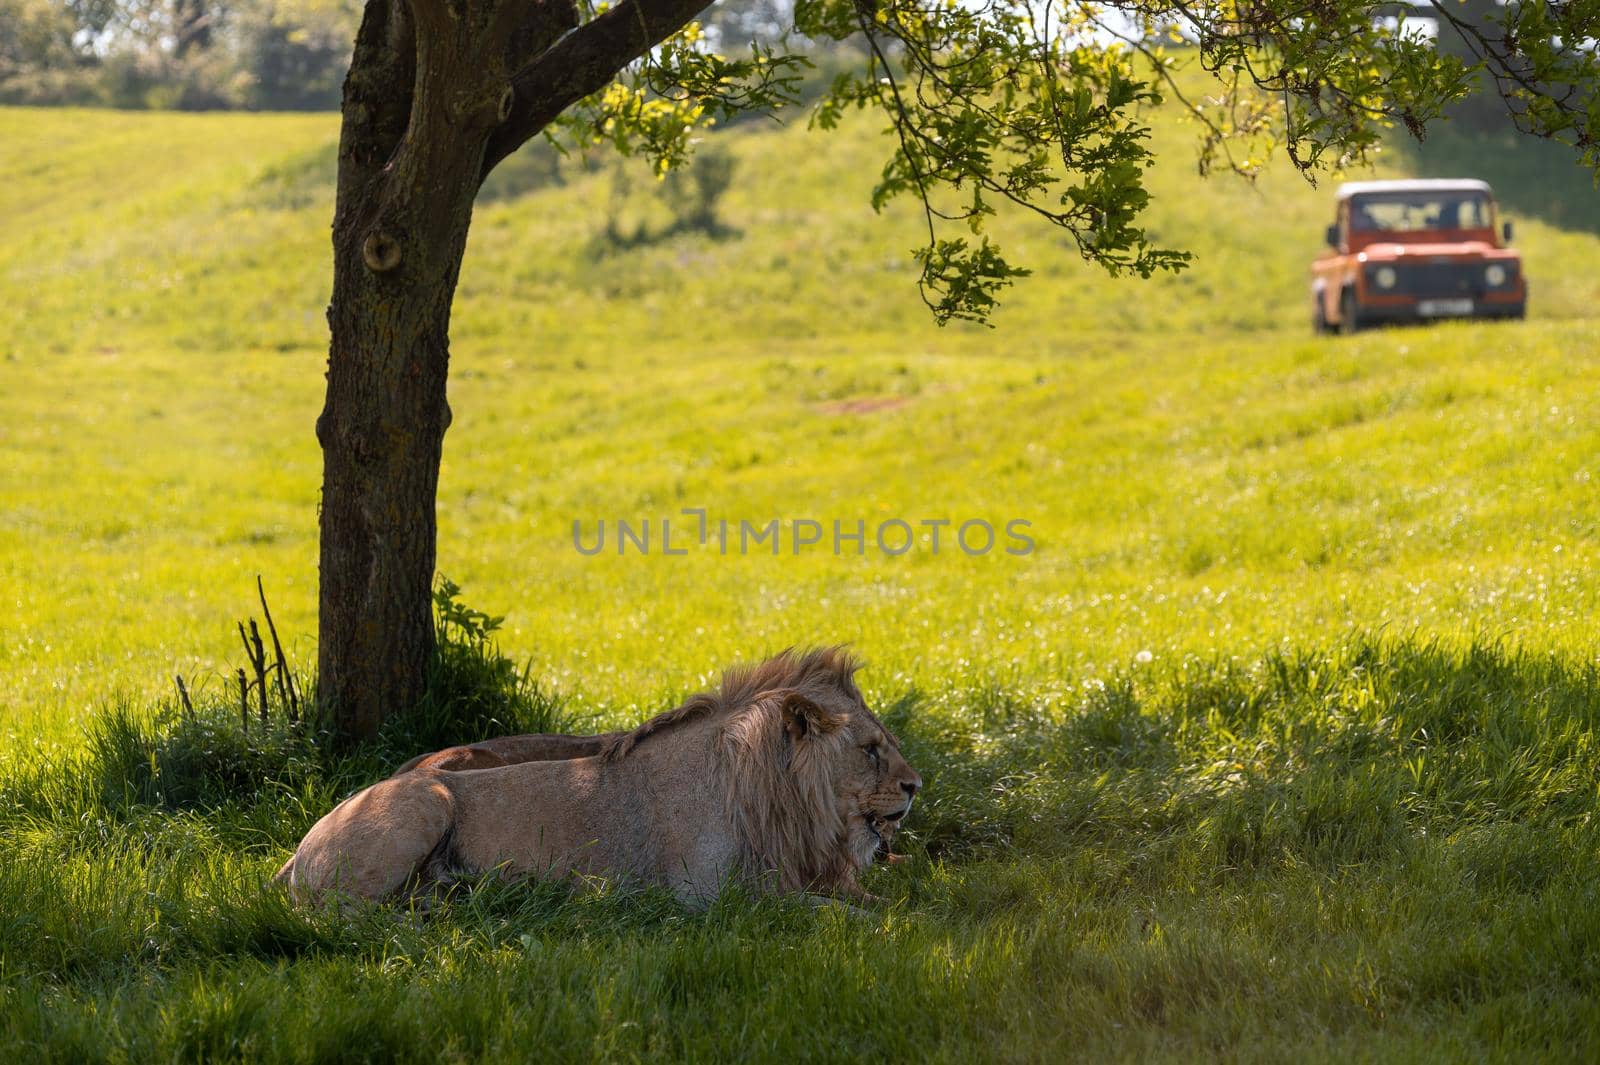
[602,646,922,895]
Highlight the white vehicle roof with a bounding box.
[1336,178,1493,200]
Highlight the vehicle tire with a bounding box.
[1312,293,1331,335]
[1338,289,1363,335]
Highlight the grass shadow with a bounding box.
[3,632,1599,989]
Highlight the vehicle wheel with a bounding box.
[1338,289,1363,335]
[1312,294,1330,335]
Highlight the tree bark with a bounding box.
[317,0,709,739]
[318,268,459,741]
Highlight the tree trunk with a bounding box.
[317,267,458,740]
[175,0,211,57]
[314,0,707,739]
[316,0,499,739]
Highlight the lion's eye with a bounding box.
[864,744,880,766]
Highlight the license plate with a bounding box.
[1418,299,1474,317]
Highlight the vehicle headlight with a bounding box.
[1374,266,1397,290]
[1485,264,1508,287]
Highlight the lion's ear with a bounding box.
[777,690,844,742]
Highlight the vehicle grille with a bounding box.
[1379,261,1513,298]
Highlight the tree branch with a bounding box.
[481,0,712,180]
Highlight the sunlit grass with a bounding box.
[3,98,1598,739]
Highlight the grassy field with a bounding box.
[3,69,1600,1059]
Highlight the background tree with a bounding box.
[175,0,213,55]
[0,0,102,103]
[659,144,737,236]
[1417,0,1576,138]
[236,0,356,109]
[312,0,1600,738]
[699,0,790,50]
[0,0,357,108]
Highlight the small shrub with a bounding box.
[373,577,578,762]
[85,701,324,812]
[69,578,577,816]
[658,145,738,237]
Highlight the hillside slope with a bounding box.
[1,88,1598,735]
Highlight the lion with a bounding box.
[390,724,909,863]
[391,732,620,775]
[275,647,921,907]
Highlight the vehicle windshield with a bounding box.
[1349,193,1492,233]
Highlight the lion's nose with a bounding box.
[901,777,920,798]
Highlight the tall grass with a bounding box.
[3,634,1599,1057]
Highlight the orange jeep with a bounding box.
[1312,179,1526,333]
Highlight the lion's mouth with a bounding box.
[863,818,890,862]
[864,804,912,862]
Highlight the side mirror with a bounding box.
[1502,220,1514,242]
[1325,223,1340,249]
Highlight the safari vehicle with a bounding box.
[1312,179,1526,333]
